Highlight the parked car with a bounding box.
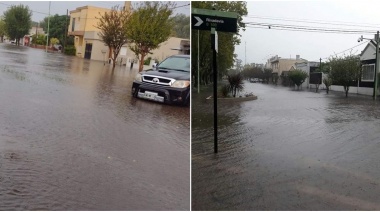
[132,54,190,106]
[249,78,259,83]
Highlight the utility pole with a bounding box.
[245,41,246,65]
[211,27,218,153]
[198,30,200,93]
[375,31,379,100]
[45,1,51,53]
[64,9,68,52]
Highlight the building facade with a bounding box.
[295,61,321,89]
[269,55,307,76]
[67,2,189,66]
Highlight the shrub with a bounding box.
[227,72,244,97]
[64,45,76,56]
[220,84,230,97]
[144,57,152,65]
[50,37,59,46]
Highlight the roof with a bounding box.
[360,41,376,57]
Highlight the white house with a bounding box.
[330,41,378,96]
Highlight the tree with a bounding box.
[227,72,244,97]
[288,69,308,90]
[96,5,131,70]
[328,55,360,97]
[241,65,263,80]
[235,59,243,72]
[323,76,333,94]
[191,1,248,87]
[126,2,174,72]
[263,68,273,84]
[171,14,189,39]
[40,14,70,46]
[3,4,32,45]
[273,74,279,85]
[0,18,6,42]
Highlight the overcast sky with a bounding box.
[234,0,380,65]
[0,1,190,22]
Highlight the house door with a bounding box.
[84,43,92,59]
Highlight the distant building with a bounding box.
[267,55,307,85]
[30,26,45,36]
[295,61,321,88]
[269,55,307,76]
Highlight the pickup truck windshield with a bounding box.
[158,57,190,72]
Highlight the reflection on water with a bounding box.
[0,43,189,210]
[192,82,380,210]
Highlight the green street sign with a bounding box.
[192,8,238,33]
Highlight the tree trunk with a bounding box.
[112,50,120,70]
[139,53,146,72]
[112,58,116,69]
[108,47,112,64]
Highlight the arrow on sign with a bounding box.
[194,16,203,27]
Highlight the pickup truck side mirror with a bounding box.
[152,64,156,68]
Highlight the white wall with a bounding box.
[330,85,375,95]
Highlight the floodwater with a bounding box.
[0,44,190,210]
[192,82,380,210]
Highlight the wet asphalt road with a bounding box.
[0,44,190,210]
[192,81,380,210]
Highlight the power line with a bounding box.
[245,15,380,29]
[245,21,378,34]
[317,41,369,61]
[246,25,375,35]
[170,3,190,10]
[0,2,49,15]
[303,41,368,62]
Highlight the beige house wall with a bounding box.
[149,37,190,62]
[271,58,307,76]
[68,6,112,58]
[29,27,45,36]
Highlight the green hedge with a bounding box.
[64,45,76,56]
[144,57,152,65]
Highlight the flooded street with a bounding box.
[0,44,189,210]
[192,82,380,210]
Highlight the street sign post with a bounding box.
[191,8,238,33]
[192,8,238,153]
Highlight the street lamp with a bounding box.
[358,31,379,100]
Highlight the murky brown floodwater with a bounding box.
[0,44,189,210]
[192,82,380,210]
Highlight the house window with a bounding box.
[362,64,375,81]
[72,18,75,31]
